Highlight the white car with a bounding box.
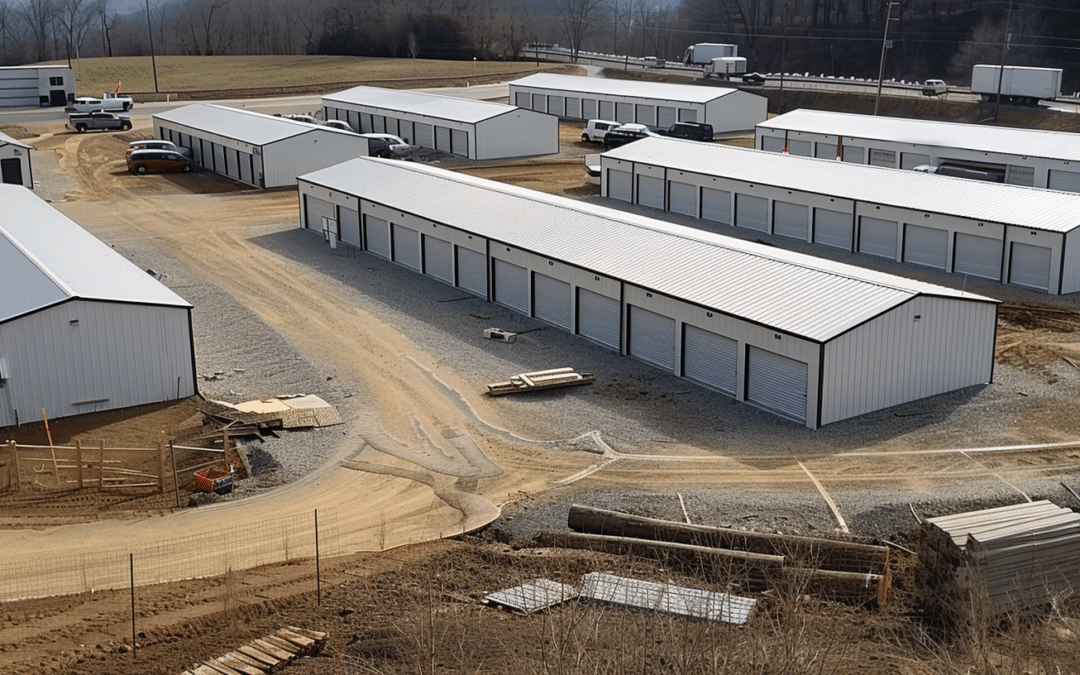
[581,119,620,143]
[323,120,356,132]
[67,97,108,113]
[278,113,323,125]
[359,133,417,157]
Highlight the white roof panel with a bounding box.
[510,72,742,104]
[323,85,521,124]
[0,186,190,322]
[604,136,1080,234]
[299,158,993,343]
[0,130,31,150]
[760,108,1080,163]
[152,103,355,146]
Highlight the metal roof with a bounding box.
[0,130,31,150]
[579,572,757,624]
[299,158,994,343]
[484,579,577,613]
[0,186,190,322]
[510,72,743,104]
[323,85,524,124]
[605,136,1080,234]
[759,108,1080,163]
[152,103,357,146]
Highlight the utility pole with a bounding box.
[145,0,159,93]
[874,1,898,115]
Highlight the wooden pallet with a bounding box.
[181,626,327,674]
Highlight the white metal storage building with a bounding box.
[0,65,73,108]
[508,73,767,133]
[600,136,1080,295]
[0,131,32,188]
[152,104,372,188]
[0,186,196,428]
[297,157,997,429]
[757,109,1080,192]
[322,86,558,160]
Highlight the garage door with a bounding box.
[813,208,852,249]
[359,113,373,133]
[903,223,949,269]
[954,233,1001,280]
[841,145,865,163]
[901,153,931,170]
[677,108,697,122]
[635,104,656,125]
[305,196,336,235]
[607,169,633,201]
[747,347,808,423]
[868,149,896,167]
[364,216,390,259]
[493,259,529,313]
[1009,242,1052,291]
[583,99,598,119]
[628,305,675,372]
[1005,165,1034,186]
[657,106,676,127]
[598,100,614,119]
[414,123,434,149]
[423,236,453,283]
[398,121,415,145]
[577,288,620,350]
[531,93,546,112]
[514,92,529,107]
[547,95,565,116]
[239,152,253,184]
[735,194,768,232]
[1048,169,1080,193]
[533,273,572,330]
[566,97,581,118]
[451,129,469,157]
[637,175,665,210]
[761,136,784,153]
[668,182,697,217]
[787,139,811,157]
[859,216,897,258]
[339,206,361,247]
[701,188,731,224]
[457,247,487,297]
[683,325,737,395]
[435,127,451,152]
[392,224,421,270]
[373,116,386,133]
[814,142,837,159]
[615,102,633,123]
[773,201,808,240]
[213,144,226,173]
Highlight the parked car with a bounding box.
[741,72,767,85]
[126,139,192,159]
[602,123,659,149]
[359,133,416,158]
[656,122,714,142]
[67,111,132,133]
[127,148,198,175]
[323,120,356,132]
[66,96,126,113]
[921,79,948,96]
[581,119,621,144]
[277,113,323,125]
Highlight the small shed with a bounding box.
[322,85,558,160]
[0,65,73,108]
[0,186,196,428]
[508,72,767,133]
[0,130,32,188]
[151,104,372,188]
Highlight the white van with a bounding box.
[581,119,621,144]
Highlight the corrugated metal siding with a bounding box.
[474,112,559,161]
[510,73,749,106]
[324,85,520,124]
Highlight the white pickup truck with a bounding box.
[67,92,135,113]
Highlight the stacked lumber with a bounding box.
[918,500,1080,623]
[181,626,327,675]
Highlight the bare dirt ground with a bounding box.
[2,93,1080,673]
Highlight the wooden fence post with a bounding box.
[8,441,19,493]
[157,441,166,494]
[76,440,84,489]
[98,440,105,491]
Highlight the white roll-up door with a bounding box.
[1005,165,1034,186]
[598,100,614,119]
[365,216,390,259]
[682,325,737,395]
[637,175,665,210]
[435,127,451,152]
[813,208,852,249]
[773,201,808,240]
[735,194,768,232]
[392,224,421,271]
[635,104,656,125]
[841,145,865,163]
[348,111,360,134]
[701,188,731,224]
[531,93,546,112]
[1009,242,1052,291]
[213,144,226,173]
[547,96,565,116]
[566,97,581,118]
[493,259,529,313]
[360,113,373,133]
[450,129,469,157]
[628,305,675,372]
[514,92,529,107]
[903,223,948,269]
[583,99,598,119]
[607,169,633,201]
[954,233,1002,280]
[815,142,837,159]
[577,288,620,350]
[305,196,336,233]
[456,247,487,297]
[678,108,697,122]
[761,136,784,153]
[414,123,434,148]
[668,182,697,217]
[747,347,808,423]
[533,273,572,330]
[374,116,386,133]
[239,152,253,184]
[657,106,676,127]
[868,148,896,167]
[398,121,415,145]
[901,153,931,169]
[1048,169,1080,193]
[787,139,811,157]
[858,216,898,258]
[339,206,361,247]
[615,102,633,123]
[423,236,453,283]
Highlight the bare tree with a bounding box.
[554,0,605,61]
[19,0,54,61]
[56,0,94,63]
[0,0,30,63]
[175,0,236,55]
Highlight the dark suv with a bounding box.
[659,122,714,142]
[602,123,659,149]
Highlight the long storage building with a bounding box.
[600,136,1080,295]
[322,86,559,160]
[0,186,196,428]
[0,130,32,188]
[297,157,997,429]
[152,104,371,188]
[756,108,1080,192]
[508,72,767,133]
[0,65,73,108]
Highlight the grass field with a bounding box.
[41,55,572,99]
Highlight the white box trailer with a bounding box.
[705,57,747,78]
[683,43,737,66]
[971,65,1062,105]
